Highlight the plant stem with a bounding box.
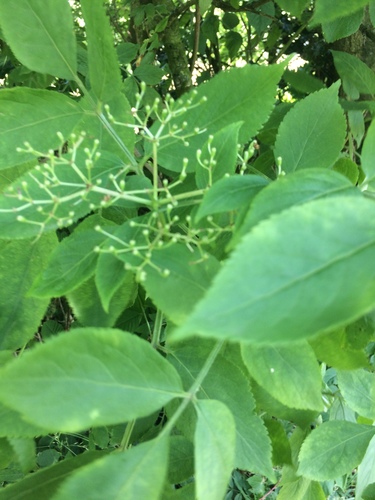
[159,340,224,439]
[151,308,164,348]
[119,419,136,451]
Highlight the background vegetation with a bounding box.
[0,0,375,498]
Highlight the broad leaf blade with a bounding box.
[53,438,169,500]
[0,452,106,500]
[312,0,368,25]
[168,341,275,479]
[174,196,375,343]
[80,0,122,101]
[337,369,375,420]
[154,62,288,173]
[361,118,375,189]
[0,328,184,432]
[0,233,58,350]
[241,342,323,411]
[0,88,84,170]
[230,168,357,250]
[298,421,375,480]
[195,175,269,222]
[0,0,77,80]
[276,0,309,17]
[357,435,375,500]
[274,83,346,173]
[332,50,375,98]
[195,400,236,500]
[322,10,363,43]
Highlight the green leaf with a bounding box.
[168,436,194,484]
[0,233,58,350]
[361,118,375,189]
[54,438,168,500]
[134,64,165,85]
[251,381,319,428]
[0,402,46,438]
[195,400,236,500]
[96,253,136,312]
[337,369,375,420]
[310,327,369,370]
[8,438,36,473]
[276,0,309,17]
[332,50,375,98]
[222,13,239,30]
[274,83,346,173]
[195,174,269,222]
[332,157,359,184]
[195,122,243,189]
[80,0,122,101]
[357,436,375,500]
[298,421,375,480]
[154,62,288,173]
[174,195,375,344]
[247,2,275,34]
[0,438,14,470]
[67,273,137,327]
[116,42,138,65]
[168,341,275,479]
[0,151,131,239]
[0,88,84,170]
[0,328,184,432]
[278,477,326,500]
[264,418,292,466]
[114,241,220,325]
[312,0,368,25]
[0,452,105,500]
[322,9,363,43]
[241,342,323,411]
[224,31,243,59]
[0,0,77,80]
[31,230,109,298]
[230,168,356,249]
[283,70,325,95]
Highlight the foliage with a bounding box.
[0,0,375,499]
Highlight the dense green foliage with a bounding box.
[0,0,375,498]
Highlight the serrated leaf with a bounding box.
[8,438,36,473]
[278,477,326,500]
[283,70,325,95]
[357,436,375,500]
[276,0,309,17]
[337,369,375,420]
[0,233,58,350]
[313,0,368,25]
[333,157,359,184]
[0,328,184,432]
[153,62,288,173]
[361,118,375,189]
[134,64,165,85]
[195,400,236,500]
[332,50,375,98]
[274,83,346,173]
[67,273,136,327]
[0,151,132,239]
[168,341,275,479]
[0,0,77,80]
[168,436,194,484]
[298,421,375,480]
[80,0,122,101]
[31,230,109,298]
[96,253,136,312]
[322,9,363,43]
[113,241,220,325]
[195,175,269,222]
[0,88,84,170]
[264,418,292,466]
[53,438,168,500]
[242,342,323,411]
[247,2,275,34]
[0,451,105,500]
[174,196,375,344]
[195,122,242,189]
[230,168,357,249]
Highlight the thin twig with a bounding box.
[190,0,201,72]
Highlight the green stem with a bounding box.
[159,340,224,439]
[151,308,164,348]
[119,419,136,451]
